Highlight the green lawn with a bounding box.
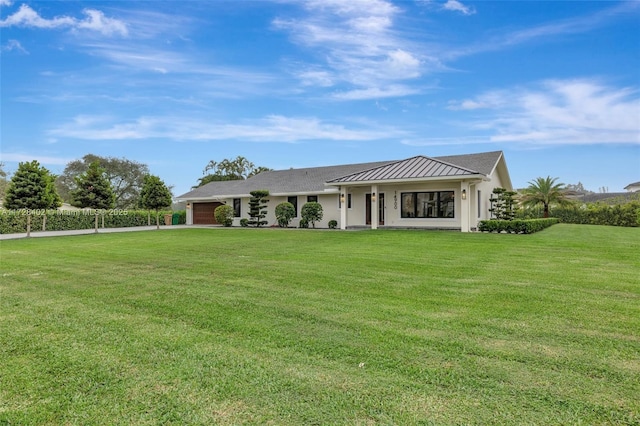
[1,225,638,425]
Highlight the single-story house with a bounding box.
[175,150,513,232]
[624,181,640,192]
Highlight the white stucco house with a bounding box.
[175,150,513,232]
[624,181,640,192]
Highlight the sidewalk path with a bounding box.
[0,225,198,240]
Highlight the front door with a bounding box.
[365,193,385,225]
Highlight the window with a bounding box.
[338,193,352,209]
[401,191,455,218]
[287,196,298,217]
[307,195,318,203]
[233,198,241,217]
[477,190,481,218]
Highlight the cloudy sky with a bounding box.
[1,0,638,196]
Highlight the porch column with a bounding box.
[460,182,470,232]
[371,184,378,230]
[340,187,348,230]
[186,202,193,225]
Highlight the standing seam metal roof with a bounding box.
[327,155,480,183]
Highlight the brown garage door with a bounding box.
[193,202,223,224]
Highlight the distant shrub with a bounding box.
[240,218,249,227]
[214,204,234,227]
[328,220,338,229]
[298,218,309,228]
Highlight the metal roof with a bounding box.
[327,155,480,184]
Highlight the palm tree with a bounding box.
[519,176,573,218]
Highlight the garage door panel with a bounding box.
[193,202,222,224]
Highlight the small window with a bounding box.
[477,190,481,218]
[339,193,352,209]
[307,195,318,203]
[233,198,241,217]
[287,196,298,217]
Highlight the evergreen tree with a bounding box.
[71,161,115,209]
[489,187,517,220]
[4,160,61,210]
[248,190,269,227]
[140,175,173,229]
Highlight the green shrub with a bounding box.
[328,220,338,229]
[301,202,323,228]
[214,204,234,227]
[478,218,558,234]
[0,209,174,234]
[275,202,295,228]
[240,218,249,227]
[299,218,309,228]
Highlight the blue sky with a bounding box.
[1,0,639,197]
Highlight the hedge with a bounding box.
[0,209,186,234]
[518,201,640,227]
[478,218,559,234]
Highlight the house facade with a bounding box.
[175,150,513,232]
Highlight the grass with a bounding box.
[0,224,639,425]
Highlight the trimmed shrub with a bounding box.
[301,202,323,228]
[240,218,249,227]
[0,209,174,234]
[299,218,309,228]
[328,220,338,229]
[478,218,558,234]
[214,204,234,227]
[275,202,295,228]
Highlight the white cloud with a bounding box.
[49,114,407,143]
[0,0,14,7]
[332,85,420,100]
[0,152,72,165]
[442,0,475,15]
[0,4,127,36]
[450,79,640,145]
[1,39,28,54]
[273,0,425,99]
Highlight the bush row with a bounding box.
[0,210,186,234]
[478,218,559,234]
[550,202,640,227]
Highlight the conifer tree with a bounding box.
[71,161,115,209]
[140,174,173,229]
[248,190,269,227]
[4,160,61,210]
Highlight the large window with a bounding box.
[401,191,455,218]
[287,196,298,217]
[233,198,241,217]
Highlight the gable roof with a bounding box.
[327,155,481,184]
[176,151,506,200]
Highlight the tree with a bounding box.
[140,174,173,229]
[71,161,116,209]
[489,187,518,220]
[0,162,8,204]
[194,156,273,188]
[275,202,295,228]
[214,204,234,227]
[247,190,269,227]
[519,176,573,218]
[57,154,149,209]
[301,201,323,228]
[4,160,61,210]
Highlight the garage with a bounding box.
[192,202,223,225]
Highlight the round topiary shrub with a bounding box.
[299,218,309,228]
[214,204,234,227]
[240,218,249,227]
[301,201,323,228]
[328,219,338,229]
[275,202,296,228]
